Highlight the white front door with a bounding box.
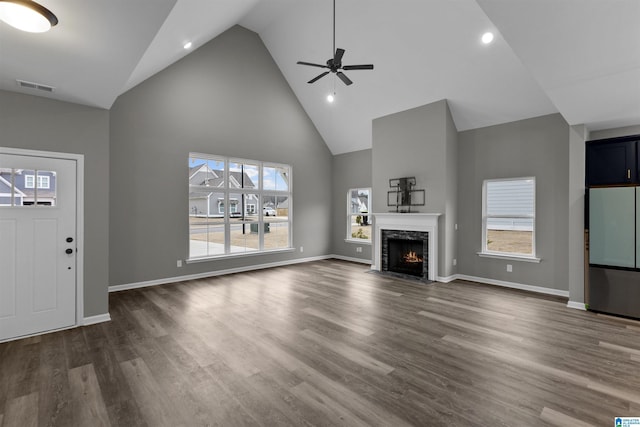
[0,153,77,341]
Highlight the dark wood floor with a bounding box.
[1,259,640,426]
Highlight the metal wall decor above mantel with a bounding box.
[387,177,425,213]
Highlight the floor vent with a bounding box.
[16,79,55,93]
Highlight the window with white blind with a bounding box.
[481,177,537,259]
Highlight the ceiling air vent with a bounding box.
[16,79,55,93]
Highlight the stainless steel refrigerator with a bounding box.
[588,187,640,318]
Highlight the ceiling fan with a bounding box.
[296,0,374,86]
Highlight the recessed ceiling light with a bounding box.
[183,41,193,50]
[481,32,494,44]
[327,93,335,103]
[0,0,58,33]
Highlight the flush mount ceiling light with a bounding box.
[481,32,494,44]
[0,0,58,33]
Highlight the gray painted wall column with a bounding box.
[568,124,587,307]
[372,99,458,278]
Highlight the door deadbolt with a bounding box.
[66,237,74,243]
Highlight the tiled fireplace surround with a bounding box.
[372,213,440,281]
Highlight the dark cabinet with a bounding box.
[586,138,637,186]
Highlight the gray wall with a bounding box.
[444,103,458,278]
[0,90,110,317]
[331,149,372,261]
[568,124,587,304]
[109,25,333,285]
[590,125,640,140]
[372,99,458,278]
[457,113,570,291]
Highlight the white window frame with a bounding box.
[346,187,372,243]
[187,153,293,262]
[479,177,540,262]
[25,174,35,188]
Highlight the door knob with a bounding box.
[65,248,73,254]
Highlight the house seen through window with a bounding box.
[0,169,57,207]
[482,177,535,257]
[347,188,371,242]
[188,154,291,259]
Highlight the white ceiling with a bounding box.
[1,0,638,154]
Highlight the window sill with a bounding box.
[186,247,296,264]
[344,239,372,245]
[477,252,541,263]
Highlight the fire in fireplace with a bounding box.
[403,250,423,264]
[387,238,426,278]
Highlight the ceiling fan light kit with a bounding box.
[297,0,373,86]
[0,0,58,33]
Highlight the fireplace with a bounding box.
[387,238,426,277]
[372,213,440,281]
[381,230,429,279]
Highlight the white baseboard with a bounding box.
[566,301,587,310]
[436,275,457,283]
[0,315,111,343]
[83,313,111,326]
[109,255,334,292]
[455,274,570,298]
[330,254,372,265]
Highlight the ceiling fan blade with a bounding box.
[334,48,345,65]
[342,64,374,70]
[336,72,353,86]
[308,71,330,84]
[297,61,329,69]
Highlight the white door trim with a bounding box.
[0,146,85,327]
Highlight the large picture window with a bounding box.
[347,188,371,242]
[482,177,535,257]
[188,154,292,260]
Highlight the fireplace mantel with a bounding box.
[371,213,441,281]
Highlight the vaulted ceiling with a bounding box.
[1,0,638,154]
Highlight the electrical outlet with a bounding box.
[177,259,182,268]
[453,258,457,266]
[506,264,512,272]
[356,247,362,253]
[300,246,304,253]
